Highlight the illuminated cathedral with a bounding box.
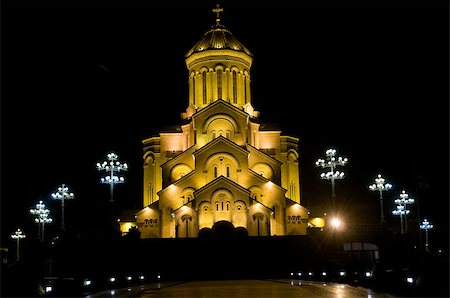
[126,5,319,238]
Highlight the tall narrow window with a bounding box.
[192,76,195,103]
[244,75,247,104]
[214,166,218,178]
[226,165,230,177]
[221,202,224,210]
[232,71,237,104]
[202,72,207,104]
[216,202,219,211]
[217,69,222,99]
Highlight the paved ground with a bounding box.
[87,279,399,297]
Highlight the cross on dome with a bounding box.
[212,4,223,25]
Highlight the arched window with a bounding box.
[225,130,231,139]
[202,72,207,104]
[216,202,219,211]
[232,70,237,104]
[226,201,230,211]
[212,131,216,140]
[213,165,218,178]
[226,165,230,178]
[217,69,222,99]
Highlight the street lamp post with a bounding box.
[420,218,434,251]
[394,190,414,232]
[10,228,26,261]
[96,152,128,203]
[369,174,393,225]
[97,152,128,230]
[51,184,75,232]
[315,148,348,212]
[36,213,53,243]
[30,200,52,242]
[392,204,409,234]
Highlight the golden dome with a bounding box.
[185,24,253,58]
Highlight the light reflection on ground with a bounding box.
[87,279,399,297]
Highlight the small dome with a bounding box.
[185,24,253,58]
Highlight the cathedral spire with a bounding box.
[212,4,223,25]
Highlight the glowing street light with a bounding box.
[10,228,26,261]
[30,200,53,242]
[315,148,348,211]
[420,218,434,251]
[369,174,393,225]
[51,184,75,232]
[96,152,128,203]
[330,217,344,230]
[394,190,414,232]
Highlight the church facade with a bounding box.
[133,6,312,238]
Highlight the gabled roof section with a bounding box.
[193,98,249,120]
[246,143,282,166]
[136,201,159,215]
[194,175,251,198]
[160,144,196,169]
[247,169,287,194]
[157,170,196,196]
[286,198,310,211]
[194,135,248,157]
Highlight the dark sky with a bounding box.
[1,1,448,246]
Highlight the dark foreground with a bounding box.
[1,232,448,297]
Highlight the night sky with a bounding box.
[2,1,448,248]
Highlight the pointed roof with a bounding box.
[194,135,249,158]
[194,175,251,198]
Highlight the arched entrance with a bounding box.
[211,220,236,238]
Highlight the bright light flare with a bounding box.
[330,217,344,229]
